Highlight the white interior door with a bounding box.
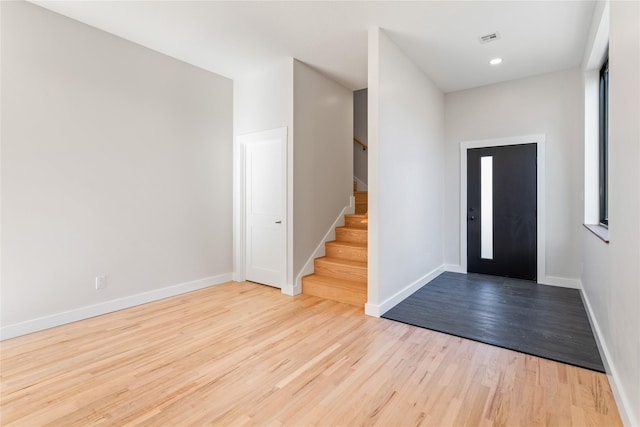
[243,129,286,288]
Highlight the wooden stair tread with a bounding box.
[354,192,368,203]
[344,214,368,228]
[316,256,366,269]
[325,240,367,262]
[326,240,367,249]
[314,256,367,283]
[302,273,367,307]
[336,226,367,237]
[302,274,367,292]
[336,226,367,233]
[354,203,367,215]
[335,226,367,244]
[345,214,366,219]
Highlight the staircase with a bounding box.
[302,184,367,307]
[354,187,367,215]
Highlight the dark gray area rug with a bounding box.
[382,272,604,372]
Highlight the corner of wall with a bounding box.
[365,265,444,318]
[366,26,381,311]
[291,58,353,281]
[443,264,466,274]
[579,280,638,427]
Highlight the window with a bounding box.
[599,55,609,226]
[480,156,493,259]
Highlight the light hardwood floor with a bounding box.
[1,281,622,426]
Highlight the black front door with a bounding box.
[467,143,537,281]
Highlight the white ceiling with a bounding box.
[31,1,596,93]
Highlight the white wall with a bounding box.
[233,59,352,294]
[233,58,295,290]
[353,88,368,186]
[234,59,294,137]
[367,28,445,315]
[581,2,640,425]
[1,2,233,336]
[293,60,353,278]
[582,1,609,226]
[444,68,584,284]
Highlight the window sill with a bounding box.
[584,224,609,243]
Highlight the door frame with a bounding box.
[460,134,546,283]
[234,127,293,293]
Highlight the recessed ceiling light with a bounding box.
[489,58,503,65]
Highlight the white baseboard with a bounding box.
[442,264,581,289]
[294,203,354,295]
[442,265,579,289]
[539,275,580,289]
[365,265,444,317]
[443,264,466,274]
[353,176,368,192]
[579,281,638,427]
[0,273,233,341]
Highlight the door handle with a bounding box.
[275,221,282,224]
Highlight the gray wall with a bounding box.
[293,61,353,279]
[353,89,368,186]
[1,2,233,331]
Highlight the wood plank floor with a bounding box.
[0,281,622,426]
[382,272,605,372]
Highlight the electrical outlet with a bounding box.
[95,276,107,290]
